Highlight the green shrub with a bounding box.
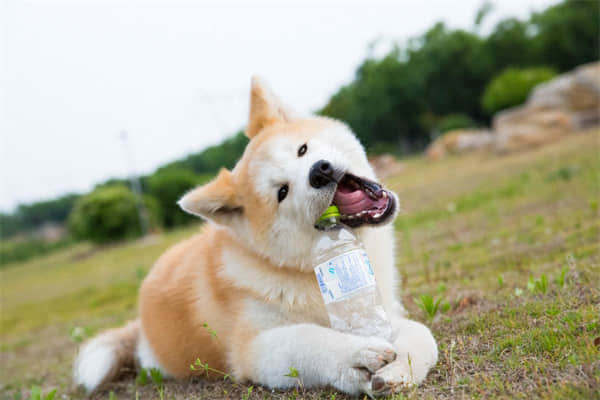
[147,169,210,228]
[482,67,557,114]
[0,237,72,266]
[437,114,477,134]
[68,185,160,243]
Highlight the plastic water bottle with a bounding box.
[312,205,393,340]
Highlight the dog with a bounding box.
[74,77,438,396]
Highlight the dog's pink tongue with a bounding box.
[334,188,373,215]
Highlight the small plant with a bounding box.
[284,366,304,393]
[527,274,549,294]
[190,359,232,382]
[241,386,253,400]
[284,366,299,378]
[203,323,218,338]
[28,387,56,400]
[135,368,149,386]
[556,266,568,288]
[108,391,117,400]
[70,326,91,343]
[497,274,504,288]
[416,294,443,322]
[514,288,523,297]
[149,368,165,400]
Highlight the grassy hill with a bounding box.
[1,130,598,400]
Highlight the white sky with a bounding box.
[0,0,558,212]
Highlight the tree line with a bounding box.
[1,0,597,247]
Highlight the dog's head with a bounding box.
[179,77,398,270]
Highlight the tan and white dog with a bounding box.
[74,78,438,396]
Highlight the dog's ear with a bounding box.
[246,76,296,139]
[178,169,242,226]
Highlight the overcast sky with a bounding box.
[0,0,559,212]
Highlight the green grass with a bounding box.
[1,130,599,399]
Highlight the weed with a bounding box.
[202,322,218,338]
[190,359,233,382]
[149,368,165,400]
[69,325,91,343]
[28,387,56,400]
[555,266,568,287]
[527,274,548,294]
[135,368,149,386]
[416,294,444,322]
[241,386,253,400]
[284,367,299,378]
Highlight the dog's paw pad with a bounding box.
[354,344,396,373]
[370,375,386,392]
[370,361,416,394]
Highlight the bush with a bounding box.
[68,186,160,243]
[147,169,210,228]
[0,237,72,266]
[437,114,477,134]
[482,67,557,114]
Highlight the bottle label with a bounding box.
[314,249,376,304]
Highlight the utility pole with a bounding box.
[119,130,149,236]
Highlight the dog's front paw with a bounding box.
[369,355,418,395]
[334,338,396,395]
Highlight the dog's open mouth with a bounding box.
[331,173,396,227]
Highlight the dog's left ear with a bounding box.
[246,76,296,139]
[178,169,242,226]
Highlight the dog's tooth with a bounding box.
[373,212,382,218]
[382,192,387,198]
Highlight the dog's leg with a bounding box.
[234,323,397,396]
[369,317,438,395]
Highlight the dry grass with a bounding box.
[1,130,599,400]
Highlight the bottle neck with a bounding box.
[314,216,344,231]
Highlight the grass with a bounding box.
[1,130,599,399]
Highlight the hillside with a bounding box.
[1,129,598,399]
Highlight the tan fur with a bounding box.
[139,84,330,378]
[75,78,437,395]
[246,76,294,138]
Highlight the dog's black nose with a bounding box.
[309,159,335,189]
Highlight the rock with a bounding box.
[425,129,494,159]
[493,107,574,153]
[369,154,404,179]
[424,62,599,160]
[493,62,600,153]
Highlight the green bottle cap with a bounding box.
[316,205,341,223]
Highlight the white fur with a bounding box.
[248,323,397,395]
[137,330,166,374]
[379,318,439,387]
[236,121,380,272]
[73,336,116,392]
[223,118,436,394]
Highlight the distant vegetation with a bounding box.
[482,67,557,114]
[0,0,597,251]
[68,185,161,244]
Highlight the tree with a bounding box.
[147,169,209,228]
[68,186,160,243]
[531,0,600,72]
[482,67,557,114]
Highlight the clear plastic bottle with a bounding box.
[312,206,393,340]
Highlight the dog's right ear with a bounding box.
[246,76,296,139]
[178,169,242,226]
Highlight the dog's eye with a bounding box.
[277,184,289,202]
[297,143,307,157]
